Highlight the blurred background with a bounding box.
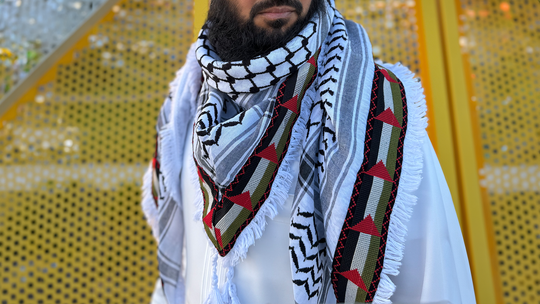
[0,0,538,303]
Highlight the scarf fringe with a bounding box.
[204,252,241,304]
[161,43,202,207]
[372,62,427,304]
[189,147,206,221]
[142,164,160,241]
[159,126,182,203]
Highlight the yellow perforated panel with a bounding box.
[0,0,192,303]
[337,0,420,73]
[457,1,540,303]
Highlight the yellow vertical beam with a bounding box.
[416,0,462,225]
[193,0,210,41]
[438,1,500,303]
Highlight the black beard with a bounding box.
[206,0,323,62]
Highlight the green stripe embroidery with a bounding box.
[355,70,405,302]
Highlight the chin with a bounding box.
[265,19,295,31]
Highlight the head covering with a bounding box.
[143,1,428,303]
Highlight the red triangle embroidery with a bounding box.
[350,214,382,237]
[365,160,393,182]
[226,191,253,211]
[380,68,399,83]
[282,95,299,114]
[339,269,368,292]
[375,108,401,128]
[255,143,279,164]
[215,228,224,248]
[203,208,214,228]
[307,56,317,67]
[197,167,203,181]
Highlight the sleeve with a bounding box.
[390,133,477,304]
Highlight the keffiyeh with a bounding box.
[142,1,427,303]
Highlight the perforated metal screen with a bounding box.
[458,1,540,303]
[0,0,427,303]
[0,0,192,303]
[337,0,420,73]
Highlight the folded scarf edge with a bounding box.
[373,61,428,304]
[218,93,313,268]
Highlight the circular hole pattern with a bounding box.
[460,0,540,303]
[0,0,192,303]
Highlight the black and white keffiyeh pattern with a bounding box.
[196,18,323,97]
[192,0,331,194]
[142,1,428,303]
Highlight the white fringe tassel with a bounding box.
[188,138,206,222]
[204,252,223,304]
[142,164,160,242]
[372,62,428,304]
[204,252,241,304]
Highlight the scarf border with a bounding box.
[331,64,409,302]
[373,62,427,303]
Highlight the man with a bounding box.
[142,0,476,303]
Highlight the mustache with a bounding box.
[249,0,303,19]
